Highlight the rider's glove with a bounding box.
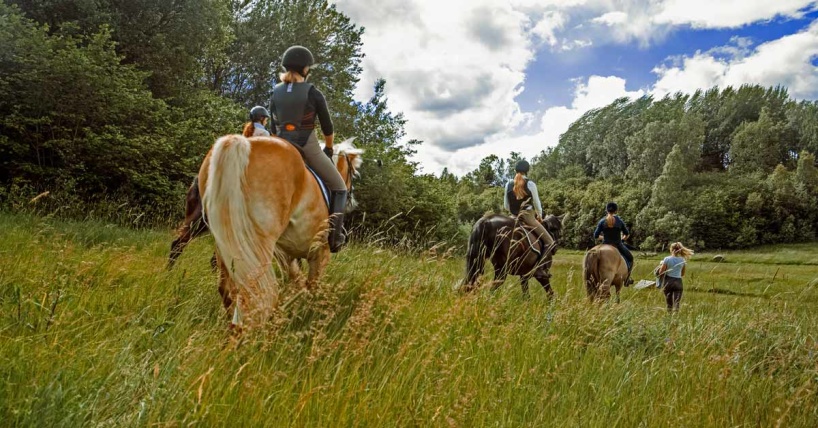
[323,146,333,158]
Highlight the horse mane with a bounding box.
[333,137,364,174]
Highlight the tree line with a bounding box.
[452,86,818,250]
[1,1,817,250]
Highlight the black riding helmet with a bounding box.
[515,160,530,174]
[606,202,618,213]
[281,45,315,74]
[249,106,270,122]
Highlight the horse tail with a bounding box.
[202,134,276,326]
[583,247,600,294]
[464,217,490,285]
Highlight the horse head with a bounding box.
[543,212,568,245]
[333,137,364,213]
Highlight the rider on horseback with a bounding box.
[243,106,271,137]
[593,202,634,285]
[503,160,556,259]
[271,45,348,253]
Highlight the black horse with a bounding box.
[462,213,565,297]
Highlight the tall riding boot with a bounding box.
[328,190,348,253]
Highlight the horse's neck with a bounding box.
[335,156,350,187]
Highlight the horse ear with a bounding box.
[558,213,568,224]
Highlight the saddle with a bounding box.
[306,166,330,209]
[278,136,330,210]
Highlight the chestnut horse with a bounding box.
[461,213,565,298]
[583,244,628,302]
[199,135,362,327]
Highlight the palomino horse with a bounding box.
[582,244,628,302]
[199,134,362,327]
[461,213,565,298]
[167,140,361,271]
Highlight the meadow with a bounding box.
[1,212,817,427]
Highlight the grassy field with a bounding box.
[1,212,817,427]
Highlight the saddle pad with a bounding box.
[306,165,330,209]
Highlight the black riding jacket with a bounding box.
[594,215,629,244]
[271,82,334,145]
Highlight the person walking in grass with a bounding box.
[657,242,694,312]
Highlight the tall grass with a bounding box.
[1,212,817,426]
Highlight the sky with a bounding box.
[331,0,818,175]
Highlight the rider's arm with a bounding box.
[311,87,334,148]
[527,181,543,218]
[503,183,510,212]
[618,216,630,240]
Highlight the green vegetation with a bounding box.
[3,1,817,425]
[455,86,818,251]
[2,212,817,426]
[3,1,818,250]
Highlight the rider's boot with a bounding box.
[625,266,634,286]
[328,190,348,253]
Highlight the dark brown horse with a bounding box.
[461,213,565,297]
[168,177,213,270]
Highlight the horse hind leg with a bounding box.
[306,247,330,291]
[490,259,508,291]
[278,253,305,287]
[215,253,235,314]
[534,270,554,300]
[168,179,208,269]
[598,279,613,302]
[168,224,193,269]
[520,276,531,299]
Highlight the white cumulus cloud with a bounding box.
[653,20,818,99]
[331,0,818,175]
[412,75,645,175]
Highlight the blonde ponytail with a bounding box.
[671,242,694,260]
[513,172,527,199]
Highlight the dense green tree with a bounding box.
[729,108,787,174]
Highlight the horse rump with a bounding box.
[202,134,277,326]
[583,247,600,297]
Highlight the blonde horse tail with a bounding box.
[202,134,276,327]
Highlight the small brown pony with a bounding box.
[199,134,362,327]
[583,244,628,302]
[461,213,565,298]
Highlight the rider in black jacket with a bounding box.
[593,202,634,285]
